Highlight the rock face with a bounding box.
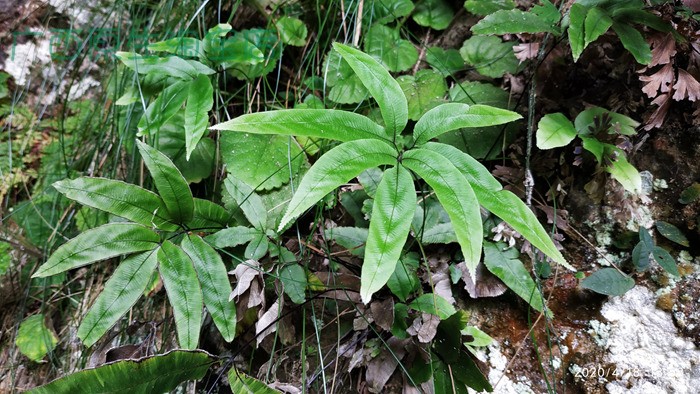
[601,286,700,394]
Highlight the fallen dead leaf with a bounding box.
[365,337,408,393]
[406,313,440,343]
[256,300,280,345]
[230,260,261,301]
[639,63,674,98]
[459,261,507,298]
[648,32,676,67]
[644,93,672,130]
[672,69,700,102]
[370,297,395,331]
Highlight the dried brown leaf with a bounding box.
[247,279,265,309]
[672,69,700,102]
[230,260,261,300]
[406,313,440,343]
[639,63,674,98]
[354,305,371,331]
[424,257,455,305]
[268,382,301,394]
[370,297,395,332]
[649,33,676,67]
[365,337,408,393]
[643,93,672,130]
[691,42,700,70]
[459,261,507,298]
[536,205,569,231]
[513,42,539,63]
[683,0,700,12]
[256,300,280,345]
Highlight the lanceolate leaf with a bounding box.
[78,250,159,347]
[32,224,160,278]
[137,80,190,136]
[421,142,570,269]
[482,189,571,267]
[116,52,214,79]
[606,155,642,194]
[186,199,231,231]
[361,165,416,304]
[333,43,408,139]
[211,109,389,143]
[224,176,267,230]
[147,37,205,58]
[471,8,560,34]
[53,177,176,231]
[279,139,398,231]
[205,226,259,248]
[611,22,651,65]
[413,103,522,146]
[184,75,213,160]
[421,142,502,192]
[157,241,203,350]
[181,235,236,341]
[324,226,369,256]
[31,350,216,394]
[137,140,194,223]
[483,242,546,313]
[244,231,269,260]
[387,255,420,302]
[584,7,613,47]
[655,221,689,247]
[402,149,482,276]
[228,369,282,394]
[568,3,586,61]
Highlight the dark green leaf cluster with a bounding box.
[34,141,236,349]
[213,43,571,305]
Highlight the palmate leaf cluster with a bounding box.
[213,42,571,304]
[33,141,236,349]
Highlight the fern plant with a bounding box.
[213,43,572,304]
[32,141,236,349]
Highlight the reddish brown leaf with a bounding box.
[639,63,674,98]
[672,69,700,102]
[683,0,700,12]
[648,33,676,67]
[406,313,440,343]
[370,297,395,331]
[513,42,539,63]
[365,337,408,392]
[643,93,672,130]
[459,261,507,298]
